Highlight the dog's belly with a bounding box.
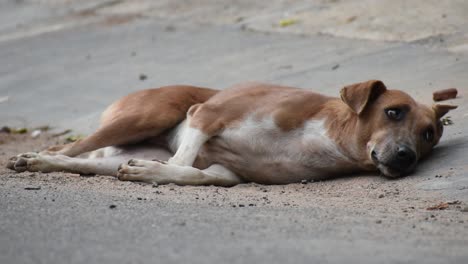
[199,145,327,184]
[197,116,353,184]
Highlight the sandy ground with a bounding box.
[1,133,467,247]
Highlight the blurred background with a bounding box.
[1,0,467,132]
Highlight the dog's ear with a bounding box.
[340,80,387,115]
[433,104,457,119]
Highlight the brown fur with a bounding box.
[31,80,455,183]
[45,85,218,157]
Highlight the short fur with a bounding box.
[7,80,456,186]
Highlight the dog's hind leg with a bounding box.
[7,146,173,176]
[7,152,126,176]
[41,116,167,157]
[40,86,218,158]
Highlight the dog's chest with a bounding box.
[199,116,349,183]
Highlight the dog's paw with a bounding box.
[8,152,55,173]
[117,159,166,183]
[6,156,19,170]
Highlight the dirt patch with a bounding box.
[1,133,467,221]
[1,132,467,252]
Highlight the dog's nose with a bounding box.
[395,146,416,167]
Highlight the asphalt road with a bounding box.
[1,1,468,263]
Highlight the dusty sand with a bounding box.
[1,132,467,229]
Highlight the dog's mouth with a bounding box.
[371,149,417,178]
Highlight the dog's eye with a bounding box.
[385,108,404,120]
[423,127,434,142]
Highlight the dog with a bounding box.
[6,80,456,186]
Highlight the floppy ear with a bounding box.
[340,80,387,115]
[433,104,457,119]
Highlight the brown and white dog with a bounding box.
[7,80,456,186]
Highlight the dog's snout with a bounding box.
[385,145,416,173]
[396,146,416,164]
[372,144,418,178]
[371,150,378,162]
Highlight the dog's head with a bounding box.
[341,80,457,177]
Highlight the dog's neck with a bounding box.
[322,99,375,171]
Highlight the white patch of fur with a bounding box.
[301,119,350,166]
[221,115,348,169]
[168,119,187,153]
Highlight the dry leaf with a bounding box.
[427,202,449,210]
[279,18,299,27]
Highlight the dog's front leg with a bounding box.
[118,160,242,186]
[167,125,210,166]
[167,103,225,167]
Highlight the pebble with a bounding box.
[31,130,42,138]
[24,186,41,190]
[433,88,457,101]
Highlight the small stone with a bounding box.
[152,183,159,188]
[31,129,42,138]
[301,180,308,184]
[24,186,41,190]
[109,204,117,209]
[238,204,245,207]
[139,74,147,81]
[137,197,143,200]
[378,194,384,198]
[376,220,382,224]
